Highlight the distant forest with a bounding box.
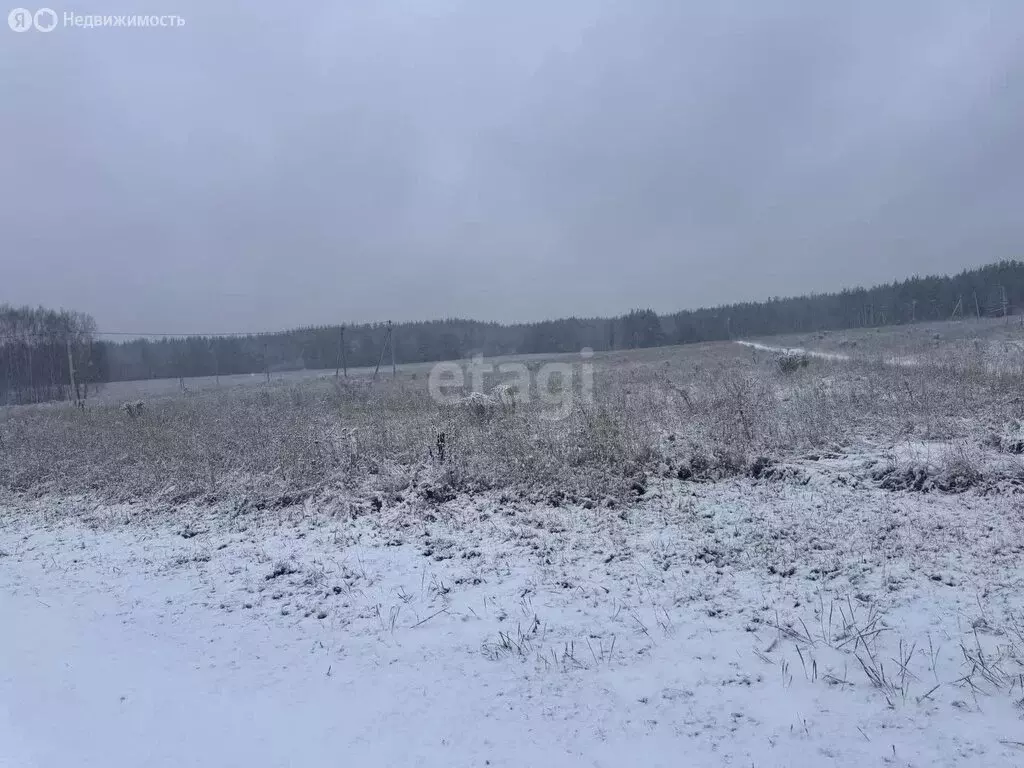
[2,260,1023,402]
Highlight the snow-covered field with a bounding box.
[3,469,1024,767]
[4,324,1024,766]
[759,317,1024,375]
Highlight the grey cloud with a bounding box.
[2,0,1022,333]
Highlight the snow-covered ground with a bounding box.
[746,318,1024,375]
[3,473,1024,767]
[736,339,930,369]
[737,340,853,363]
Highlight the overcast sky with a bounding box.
[2,0,1022,334]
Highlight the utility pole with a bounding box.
[336,325,347,378]
[264,342,270,383]
[27,343,33,402]
[391,321,396,380]
[1001,285,1009,322]
[974,291,981,319]
[65,333,77,405]
[373,321,392,381]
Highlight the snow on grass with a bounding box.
[736,339,925,369]
[3,475,1024,767]
[737,340,852,363]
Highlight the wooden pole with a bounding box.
[974,291,981,318]
[341,326,348,378]
[82,340,93,401]
[336,325,347,378]
[373,322,390,381]
[65,334,77,405]
[264,342,270,383]
[391,321,396,380]
[3,348,10,406]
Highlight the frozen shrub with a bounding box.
[938,443,982,491]
[458,391,501,421]
[993,420,1024,454]
[120,400,145,418]
[491,382,521,411]
[775,351,810,374]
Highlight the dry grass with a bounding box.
[2,337,1023,508]
[0,371,660,506]
[762,596,1024,712]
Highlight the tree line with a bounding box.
[0,305,108,405]
[3,260,1022,400]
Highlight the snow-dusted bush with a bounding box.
[775,350,810,374]
[992,420,1024,454]
[120,400,145,418]
[457,391,501,422]
[491,382,522,411]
